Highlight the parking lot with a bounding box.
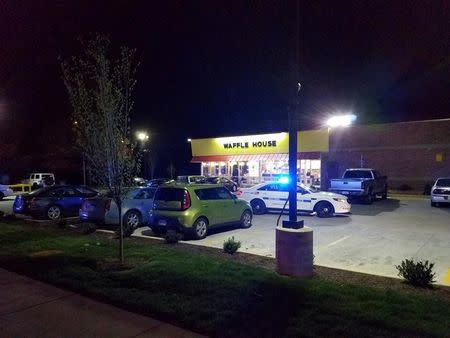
[154,196,450,286]
[2,195,449,285]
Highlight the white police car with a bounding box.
[239,181,351,217]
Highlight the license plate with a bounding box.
[158,219,167,226]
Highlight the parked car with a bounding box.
[133,177,148,186]
[28,173,55,189]
[150,184,252,239]
[0,185,14,200]
[103,187,156,229]
[147,178,174,187]
[431,177,450,207]
[79,193,111,224]
[14,185,98,220]
[240,181,351,217]
[176,175,206,184]
[205,176,239,192]
[328,168,388,204]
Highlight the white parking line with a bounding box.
[327,235,351,247]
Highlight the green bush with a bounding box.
[395,259,436,287]
[223,236,241,255]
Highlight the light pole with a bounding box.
[136,131,149,178]
[282,83,304,229]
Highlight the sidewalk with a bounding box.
[0,268,206,338]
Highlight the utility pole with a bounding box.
[282,83,304,229]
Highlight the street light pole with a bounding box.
[283,83,304,229]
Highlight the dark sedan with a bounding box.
[13,185,98,220]
[205,176,238,192]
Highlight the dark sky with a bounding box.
[1,0,449,171]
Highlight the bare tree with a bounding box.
[61,33,140,263]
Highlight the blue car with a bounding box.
[104,187,156,229]
[14,185,98,220]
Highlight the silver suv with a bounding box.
[431,177,450,207]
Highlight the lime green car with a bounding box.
[150,183,253,239]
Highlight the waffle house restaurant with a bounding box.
[190,130,329,187]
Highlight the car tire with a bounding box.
[314,202,335,218]
[123,210,142,231]
[46,205,62,220]
[381,187,388,200]
[364,192,374,205]
[431,201,438,207]
[192,217,208,240]
[0,192,4,201]
[250,199,267,215]
[240,210,252,229]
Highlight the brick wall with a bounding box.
[321,119,450,192]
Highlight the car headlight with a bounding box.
[333,198,347,203]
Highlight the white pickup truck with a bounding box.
[329,168,388,204]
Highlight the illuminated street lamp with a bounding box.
[187,138,192,142]
[326,114,357,128]
[136,131,149,142]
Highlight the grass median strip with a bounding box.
[0,222,449,337]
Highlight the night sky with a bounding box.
[1,1,449,175]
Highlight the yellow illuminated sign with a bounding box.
[191,129,329,156]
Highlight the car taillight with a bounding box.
[181,190,191,210]
[105,199,111,211]
[235,190,242,196]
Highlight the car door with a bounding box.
[297,186,313,211]
[256,183,282,209]
[61,187,84,215]
[194,188,223,226]
[132,188,155,222]
[215,187,241,223]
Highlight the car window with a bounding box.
[297,186,308,194]
[343,170,373,179]
[195,188,217,200]
[154,188,185,202]
[436,179,450,186]
[134,188,155,199]
[261,183,283,192]
[63,188,77,196]
[215,187,233,199]
[48,188,65,197]
[76,187,97,196]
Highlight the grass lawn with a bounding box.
[1,222,449,337]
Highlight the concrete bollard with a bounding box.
[276,226,313,277]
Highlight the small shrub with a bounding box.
[395,258,436,287]
[223,236,241,255]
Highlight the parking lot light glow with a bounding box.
[187,138,192,142]
[326,114,357,128]
[136,131,149,142]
